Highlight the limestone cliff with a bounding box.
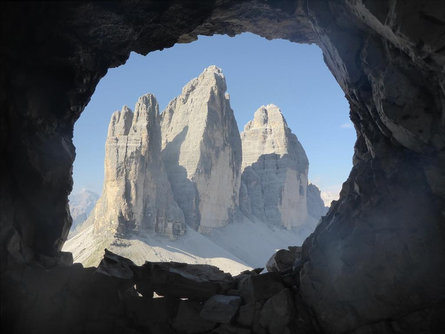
[86,94,185,239]
[160,66,242,233]
[240,104,311,229]
[68,189,99,233]
[307,183,328,219]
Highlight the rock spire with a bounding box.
[160,65,242,233]
[86,94,186,238]
[239,104,311,229]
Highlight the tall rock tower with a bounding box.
[240,104,310,229]
[87,94,186,238]
[160,66,242,233]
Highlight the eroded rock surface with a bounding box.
[86,94,185,238]
[306,184,328,220]
[161,66,242,233]
[266,246,301,273]
[240,105,312,229]
[102,250,316,334]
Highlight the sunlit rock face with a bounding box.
[240,105,311,229]
[160,66,242,233]
[87,94,185,238]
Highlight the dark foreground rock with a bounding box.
[134,261,234,301]
[15,249,313,334]
[266,246,302,273]
[200,295,242,323]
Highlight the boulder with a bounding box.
[259,289,295,334]
[136,261,234,301]
[236,303,255,327]
[266,246,302,273]
[306,184,328,220]
[200,295,242,323]
[96,248,136,280]
[238,272,285,303]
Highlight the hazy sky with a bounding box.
[72,33,355,201]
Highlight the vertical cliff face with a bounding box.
[160,66,242,233]
[307,183,328,219]
[240,105,310,229]
[87,94,185,238]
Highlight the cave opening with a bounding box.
[64,32,354,273]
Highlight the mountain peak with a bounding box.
[241,104,308,171]
[203,64,223,74]
[160,65,241,233]
[249,104,287,130]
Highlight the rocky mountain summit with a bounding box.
[67,66,327,269]
[161,66,242,233]
[84,94,186,239]
[239,104,320,230]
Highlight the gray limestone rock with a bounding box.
[96,248,136,280]
[307,183,328,220]
[238,272,285,303]
[236,303,255,327]
[173,300,217,333]
[85,94,186,239]
[259,288,295,334]
[136,261,234,301]
[266,247,301,273]
[200,295,242,323]
[160,65,242,233]
[240,105,310,229]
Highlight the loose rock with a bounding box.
[200,295,242,323]
[172,300,216,333]
[139,261,234,301]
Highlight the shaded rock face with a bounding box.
[240,105,310,229]
[306,184,328,220]
[2,2,445,334]
[87,94,185,238]
[160,66,242,233]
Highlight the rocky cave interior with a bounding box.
[1,1,445,334]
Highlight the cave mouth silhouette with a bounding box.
[67,34,352,267]
[2,2,444,333]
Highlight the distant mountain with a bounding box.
[69,189,99,231]
[240,104,313,230]
[64,66,328,273]
[307,183,329,218]
[320,190,340,207]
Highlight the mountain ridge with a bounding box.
[64,66,328,273]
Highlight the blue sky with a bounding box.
[72,33,355,202]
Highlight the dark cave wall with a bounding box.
[1,1,444,333]
[299,1,445,332]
